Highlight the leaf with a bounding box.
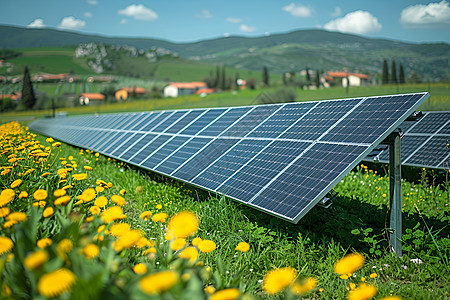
[351,229,360,235]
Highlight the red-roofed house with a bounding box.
[79,93,105,105]
[163,82,208,97]
[324,71,370,87]
[115,87,146,100]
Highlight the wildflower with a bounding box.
[198,240,216,253]
[210,288,240,300]
[290,277,317,295]
[334,253,365,275]
[41,172,51,177]
[85,216,94,222]
[0,189,15,206]
[379,297,402,300]
[361,277,366,282]
[18,191,28,199]
[84,166,92,171]
[192,237,202,246]
[136,237,151,248]
[54,189,66,197]
[90,205,101,215]
[319,288,324,292]
[171,238,187,251]
[111,195,126,206]
[0,236,14,255]
[24,250,49,269]
[382,194,387,198]
[10,179,22,188]
[144,247,157,255]
[72,173,87,181]
[0,207,10,217]
[152,212,168,223]
[204,286,216,294]
[179,247,198,262]
[119,189,126,195]
[349,282,356,290]
[3,221,16,228]
[32,201,46,208]
[97,225,106,233]
[263,267,297,294]
[114,230,142,251]
[83,244,99,259]
[140,211,152,220]
[133,263,147,274]
[93,196,107,208]
[95,186,105,193]
[81,188,96,202]
[167,211,199,239]
[56,239,73,259]
[96,179,107,186]
[37,238,52,249]
[370,273,378,278]
[33,189,48,201]
[54,195,71,206]
[107,182,113,188]
[101,206,126,223]
[347,283,377,300]
[110,223,131,237]
[45,137,54,143]
[138,270,178,295]
[37,268,76,298]
[43,207,54,218]
[156,204,162,209]
[235,242,250,252]
[6,212,27,222]
[52,142,61,147]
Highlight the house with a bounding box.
[0,92,21,101]
[33,73,74,82]
[115,87,146,101]
[163,82,207,98]
[79,93,105,105]
[195,88,215,97]
[324,71,370,87]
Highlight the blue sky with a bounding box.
[1,0,449,43]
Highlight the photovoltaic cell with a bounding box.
[29,92,430,223]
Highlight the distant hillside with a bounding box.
[1,24,449,81]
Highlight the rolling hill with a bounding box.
[0,24,449,81]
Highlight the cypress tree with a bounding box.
[305,67,311,84]
[282,73,287,86]
[382,59,389,85]
[399,63,405,84]
[391,60,397,84]
[221,65,226,90]
[315,70,320,88]
[262,66,269,87]
[21,66,36,109]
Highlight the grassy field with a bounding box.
[0,122,448,299]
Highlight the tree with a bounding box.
[382,59,389,84]
[391,60,397,84]
[399,63,405,84]
[262,66,269,87]
[282,73,287,86]
[305,67,311,84]
[315,70,320,88]
[21,66,37,109]
[221,65,226,90]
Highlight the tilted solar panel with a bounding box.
[367,111,449,169]
[29,92,429,223]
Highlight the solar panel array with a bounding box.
[29,92,429,223]
[366,111,450,169]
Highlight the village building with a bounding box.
[324,71,370,88]
[115,87,146,101]
[79,93,105,105]
[163,82,208,98]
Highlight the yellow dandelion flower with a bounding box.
[32,201,46,208]
[43,207,54,218]
[0,236,14,255]
[319,288,324,292]
[85,216,94,222]
[6,212,27,222]
[95,186,105,193]
[45,137,54,143]
[347,283,377,300]
[334,253,365,275]
[171,238,186,251]
[340,274,349,280]
[33,189,48,201]
[198,240,216,253]
[56,239,73,259]
[3,220,17,228]
[290,277,318,295]
[95,153,99,157]
[24,250,49,269]
[119,189,126,195]
[10,179,22,188]
[156,204,162,209]
[68,156,73,160]
[81,188,96,202]
[72,173,87,181]
[110,223,131,237]
[90,205,101,215]
[152,212,168,223]
[138,270,178,295]
[235,242,250,252]
[204,286,216,294]
[139,211,152,220]
[136,237,151,248]
[101,206,126,223]
[18,191,28,199]
[133,263,147,274]
[0,207,10,217]
[84,166,92,171]
[106,182,113,188]
[167,211,199,239]
[349,282,357,290]
[210,288,240,300]
[54,189,66,197]
[192,237,202,246]
[379,296,402,300]
[83,244,99,259]
[37,268,76,298]
[0,189,15,207]
[52,142,61,147]
[94,196,108,207]
[111,195,125,206]
[144,247,157,255]
[179,247,198,263]
[113,230,142,251]
[370,273,377,278]
[41,172,51,177]
[55,195,71,206]
[263,267,297,294]
[37,238,52,249]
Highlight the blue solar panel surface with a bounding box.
[29,92,429,222]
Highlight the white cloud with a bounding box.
[27,19,46,28]
[330,6,341,17]
[400,0,450,28]
[196,9,212,18]
[58,16,86,30]
[84,12,93,18]
[120,19,127,24]
[118,4,158,21]
[87,0,98,5]
[282,3,313,18]
[324,10,382,34]
[240,24,256,33]
[226,17,242,23]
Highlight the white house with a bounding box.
[163,82,207,98]
[324,72,370,87]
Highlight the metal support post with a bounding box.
[388,130,402,256]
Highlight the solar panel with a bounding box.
[366,111,450,169]
[29,92,429,223]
